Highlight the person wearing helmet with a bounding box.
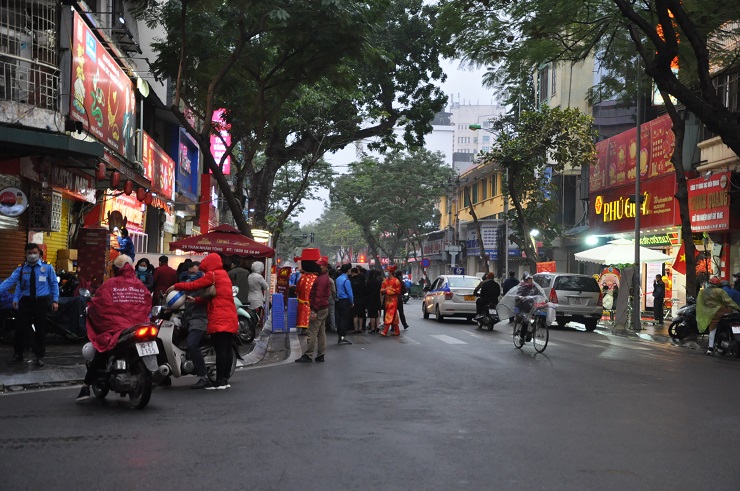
[181,261,210,389]
[76,255,152,402]
[697,277,740,355]
[247,261,269,328]
[513,273,540,343]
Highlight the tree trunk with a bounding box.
[463,187,490,273]
[507,168,538,271]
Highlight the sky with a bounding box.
[293,59,498,226]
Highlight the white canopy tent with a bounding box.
[574,238,673,265]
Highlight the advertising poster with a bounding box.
[70,12,136,160]
[177,128,200,201]
[645,262,664,309]
[210,109,231,174]
[101,191,146,233]
[142,131,175,201]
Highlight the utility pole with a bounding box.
[633,59,642,331]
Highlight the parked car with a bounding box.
[533,273,603,331]
[422,275,480,322]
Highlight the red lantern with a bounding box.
[96,162,106,181]
[136,187,146,202]
[144,191,153,206]
[123,180,133,195]
[111,171,121,189]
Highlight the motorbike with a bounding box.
[233,287,260,345]
[81,321,160,409]
[476,302,500,331]
[151,305,244,384]
[668,297,698,341]
[711,311,740,358]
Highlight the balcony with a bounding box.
[697,136,740,171]
[0,56,58,110]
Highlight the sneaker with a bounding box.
[315,355,325,362]
[338,338,352,345]
[295,354,313,363]
[191,378,210,390]
[75,386,91,402]
[706,348,715,356]
[403,325,410,330]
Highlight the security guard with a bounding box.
[0,243,59,366]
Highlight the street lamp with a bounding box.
[469,123,509,278]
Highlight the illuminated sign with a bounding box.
[595,193,649,223]
[142,131,175,200]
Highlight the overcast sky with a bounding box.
[293,59,498,225]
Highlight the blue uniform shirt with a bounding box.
[0,261,60,303]
[116,236,136,260]
[335,273,354,304]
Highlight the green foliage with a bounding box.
[310,205,366,263]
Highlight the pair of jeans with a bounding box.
[210,332,233,383]
[16,296,50,359]
[186,329,206,378]
[336,299,352,338]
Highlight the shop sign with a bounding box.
[70,12,136,160]
[639,233,676,247]
[210,109,231,175]
[590,174,678,234]
[687,172,731,231]
[142,131,175,201]
[177,128,200,201]
[163,211,176,234]
[590,114,675,193]
[19,159,96,204]
[102,190,146,233]
[0,187,28,217]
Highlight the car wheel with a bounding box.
[557,319,567,328]
[584,319,598,332]
[422,303,429,319]
[435,305,444,322]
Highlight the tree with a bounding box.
[483,106,597,271]
[311,205,366,264]
[332,150,454,268]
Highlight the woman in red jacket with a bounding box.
[169,253,238,389]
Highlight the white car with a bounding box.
[422,275,480,322]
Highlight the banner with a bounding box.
[687,172,731,232]
[142,131,176,201]
[536,261,556,273]
[210,109,231,175]
[70,12,136,160]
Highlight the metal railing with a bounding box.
[0,56,58,110]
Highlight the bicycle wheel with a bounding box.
[533,317,549,353]
[513,319,524,349]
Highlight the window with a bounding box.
[539,66,549,105]
[463,187,470,207]
[482,146,490,152]
[551,65,557,97]
[482,135,490,143]
[714,72,740,112]
[481,179,488,200]
[491,173,498,196]
[473,137,478,144]
[471,182,479,203]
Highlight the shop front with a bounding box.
[462,220,522,278]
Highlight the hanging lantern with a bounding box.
[136,187,146,202]
[110,171,121,189]
[123,180,134,195]
[144,191,153,206]
[96,162,106,181]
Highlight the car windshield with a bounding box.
[534,276,552,288]
[447,277,481,288]
[554,276,601,292]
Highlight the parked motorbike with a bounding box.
[476,302,500,331]
[668,296,698,340]
[81,321,160,409]
[711,311,740,358]
[233,287,260,345]
[151,305,244,384]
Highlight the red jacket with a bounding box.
[310,271,331,311]
[153,264,178,298]
[86,263,153,352]
[173,253,237,334]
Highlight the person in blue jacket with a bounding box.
[721,280,740,307]
[114,227,136,261]
[0,243,59,366]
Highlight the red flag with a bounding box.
[671,242,698,275]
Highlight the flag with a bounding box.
[671,242,698,275]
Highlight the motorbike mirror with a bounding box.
[150,305,166,319]
[686,296,696,305]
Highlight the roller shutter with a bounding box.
[43,198,70,266]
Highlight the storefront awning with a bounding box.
[0,125,104,161]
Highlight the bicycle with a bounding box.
[512,299,550,353]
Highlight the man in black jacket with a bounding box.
[474,273,501,319]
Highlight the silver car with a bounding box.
[422,275,480,322]
[533,273,603,331]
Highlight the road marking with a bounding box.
[399,336,421,344]
[463,331,486,339]
[430,334,468,345]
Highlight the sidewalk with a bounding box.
[596,315,707,351]
[0,326,291,393]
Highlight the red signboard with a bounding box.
[70,12,136,160]
[142,131,176,201]
[590,114,675,193]
[687,172,731,231]
[210,109,231,175]
[590,173,679,234]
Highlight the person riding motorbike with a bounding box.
[697,277,740,356]
[76,255,153,402]
[474,272,501,320]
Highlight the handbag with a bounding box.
[200,272,217,299]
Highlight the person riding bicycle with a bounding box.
[474,272,500,320]
[514,273,541,342]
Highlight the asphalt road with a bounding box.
[1,298,739,490]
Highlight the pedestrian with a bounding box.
[502,271,519,323]
[0,243,59,366]
[247,261,269,328]
[394,270,410,329]
[295,258,331,363]
[288,267,301,298]
[366,269,383,333]
[652,274,665,324]
[326,266,338,333]
[380,265,402,336]
[228,256,250,306]
[350,267,367,333]
[134,258,154,292]
[294,248,322,335]
[152,255,178,304]
[733,272,740,292]
[168,253,238,389]
[113,227,135,261]
[176,258,193,282]
[75,255,151,401]
[335,263,354,345]
[473,272,500,319]
[182,262,210,389]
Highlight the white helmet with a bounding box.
[165,290,187,310]
[82,342,96,361]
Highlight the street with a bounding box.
[1,298,739,490]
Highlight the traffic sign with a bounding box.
[452,267,465,275]
[421,258,431,268]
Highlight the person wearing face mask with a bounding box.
[135,258,154,292]
[0,243,59,366]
